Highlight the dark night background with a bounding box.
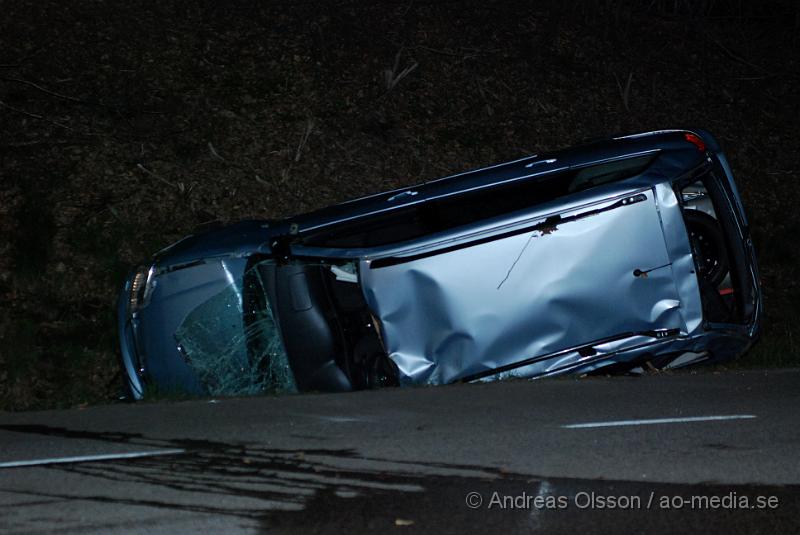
[1,0,798,410]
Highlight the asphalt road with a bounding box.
[1,369,798,534]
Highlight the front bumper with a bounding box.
[117,273,146,400]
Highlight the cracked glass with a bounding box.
[174,260,297,396]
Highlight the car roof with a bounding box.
[287,129,707,234]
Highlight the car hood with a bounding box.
[153,220,283,268]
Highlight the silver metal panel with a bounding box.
[653,182,703,335]
[360,188,687,385]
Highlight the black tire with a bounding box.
[684,210,729,287]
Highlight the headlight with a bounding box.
[129,264,156,313]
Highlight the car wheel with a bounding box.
[684,209,728,287]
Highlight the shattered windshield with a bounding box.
[174,259,297,396]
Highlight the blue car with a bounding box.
[118,129,761,399]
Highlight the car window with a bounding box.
[302,153,656,248]
[568,154,655,193]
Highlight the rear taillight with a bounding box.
[684,132,706,152]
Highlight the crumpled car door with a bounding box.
[358,188,686,385]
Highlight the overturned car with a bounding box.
[119,129,761,399]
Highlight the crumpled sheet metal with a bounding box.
[360,187,699,385]
[653,181,704,336]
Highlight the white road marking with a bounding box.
[0,449,186,469]
[562,415,756,429]
[289,413,365,423]
[315,415,363,423]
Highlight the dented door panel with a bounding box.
[360,188,687,384]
